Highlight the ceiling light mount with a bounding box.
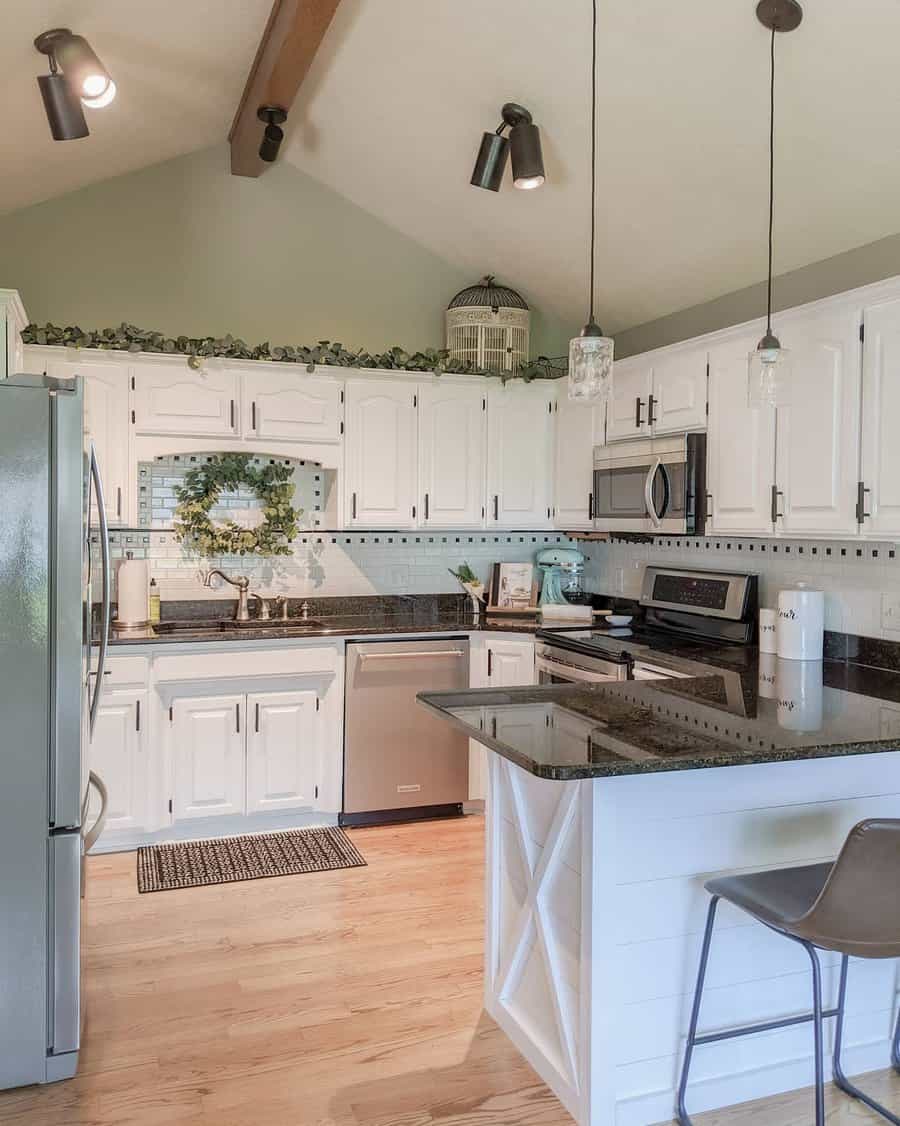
[471,102,545,192]
[257,105,287,163]
[34,28,73,58]
[756,0,803,33]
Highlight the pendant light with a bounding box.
[748,0,802,408]
[568,0,614,404]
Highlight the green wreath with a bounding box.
[173,453,301,557]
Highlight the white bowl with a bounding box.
[606,614,633,627]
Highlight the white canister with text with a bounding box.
[776,587,825,661]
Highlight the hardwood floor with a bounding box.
[0,816,897,1126]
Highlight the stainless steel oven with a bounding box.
[535,640,630,685]
[592,433,706,534]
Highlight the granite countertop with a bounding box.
[417,651,900,779]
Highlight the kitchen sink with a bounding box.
[154,618,326,633]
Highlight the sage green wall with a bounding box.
[0,145,570,358]
[615,231,900,358]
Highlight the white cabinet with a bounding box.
[0,289,27,379]
[133,364,239,438]
[45,359,131,526]
[486,384,553,528]
[418,383,486,528]
[707,333,776,535]
[860,297,900,536]
[606,348,707,442]
[468,635,535,802]
[246,689,319,813]
[774,304,861,536]
[172,694,246,821]
[606,356,652,441]
[89,688,148,835]
[553,395,602,529]
[242,370,342,444]
[344,379,417,528]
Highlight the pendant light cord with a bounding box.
[588,0,597,325]
[766,24,776,335]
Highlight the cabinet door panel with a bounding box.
[344,380,417,527]
[775,306,861,536]
[486,385,553,528]
[246,690,318,813]
[486,639,536,687]
[606,359,651,442]
[554,396,601,529]
[651,349,707,434]
[243,371,342,443]
[172,694,245,821]
[133,365,238,437]
[707,334,776,535]
[47,360,130,525]
[861,298,900,536]
[89,690,147,835]
[418,384,485,528]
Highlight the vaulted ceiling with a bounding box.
[3,0,900,336]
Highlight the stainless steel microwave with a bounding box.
[592,432,707,535]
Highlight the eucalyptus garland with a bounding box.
[22,322,559,382]
[174,454,301,557]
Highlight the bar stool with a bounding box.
[676,819,900,1125]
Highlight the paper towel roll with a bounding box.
[776,586,824,661]
[116,557,149,628]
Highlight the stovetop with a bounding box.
[536,624,756,669]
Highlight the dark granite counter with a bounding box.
[417,656,900,779]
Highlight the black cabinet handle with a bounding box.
[424,493,429,520]
[647,394,656,427]
[487,648,493,678]
[255,702,260,733]
[493,495,499,521]
[235,702,240,733]
[116,487,122,519]
[856,481,872,523]
[770,485,784,522]
[229,399,235,428]
[135,698,140,732]
[351,492,357,519]
[588,492,594,521]
[635,397,644,428]
[251,401,257,430]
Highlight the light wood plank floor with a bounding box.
[0,816,897,1126]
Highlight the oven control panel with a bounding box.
[640,566,755,622]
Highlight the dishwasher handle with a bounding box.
[358,649,466,662]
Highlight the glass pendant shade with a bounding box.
[747,332,791,407]
[568,323,614,403]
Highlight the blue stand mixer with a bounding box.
[536,547,587,606]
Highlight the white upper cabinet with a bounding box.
[486,383,553,528]
[607,357,652,441]
[246,689,319,814]
[172,694,246,821]
[46,359,131,526]
[344,379,417,528]
[241,370,343,444]
[707,333,775,535]
[0,289,27,379]
[860,297,900,536]
[133,364,239,437]
[418,383,486,528]
[553,394,602,529]
[774,304,861,536]
[651,348,708,435]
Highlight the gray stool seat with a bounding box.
[677,820,900,1126]
[706,861,833,935]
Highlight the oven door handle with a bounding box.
[535,654,622,684]
[644,458,663,528]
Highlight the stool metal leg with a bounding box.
[675,895,720,1126]
[803,942,826,1126]
[833,955,900,1125]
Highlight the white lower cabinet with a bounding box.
[89,688,148,835]
[468,635,535,802]
[246,690,319,813]
[172,694,246,822]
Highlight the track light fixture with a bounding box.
[471,103,545,192]
[34,28,116,141]
[258,106,287,163]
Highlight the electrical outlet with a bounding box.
[882,594,900,631]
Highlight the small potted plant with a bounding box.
[449,563,485,616]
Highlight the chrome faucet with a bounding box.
[272,595,290,621]
[250,592,270,621]
[203,569,251,621]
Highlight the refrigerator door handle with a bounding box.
[82,771,108,853]
[88,444,111,738]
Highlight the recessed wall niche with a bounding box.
[135,453,337,531]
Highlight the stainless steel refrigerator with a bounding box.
[0,374,110,1089]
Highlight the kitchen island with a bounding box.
[419,664,900,1126]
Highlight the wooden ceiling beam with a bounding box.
[229,0,341,178]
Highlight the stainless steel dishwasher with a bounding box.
[341,637,470,826]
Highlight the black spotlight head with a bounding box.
[471,132,509,192]
[257,105,287,163]
[35,27,89,140]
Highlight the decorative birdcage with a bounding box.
[446,276,530,374]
